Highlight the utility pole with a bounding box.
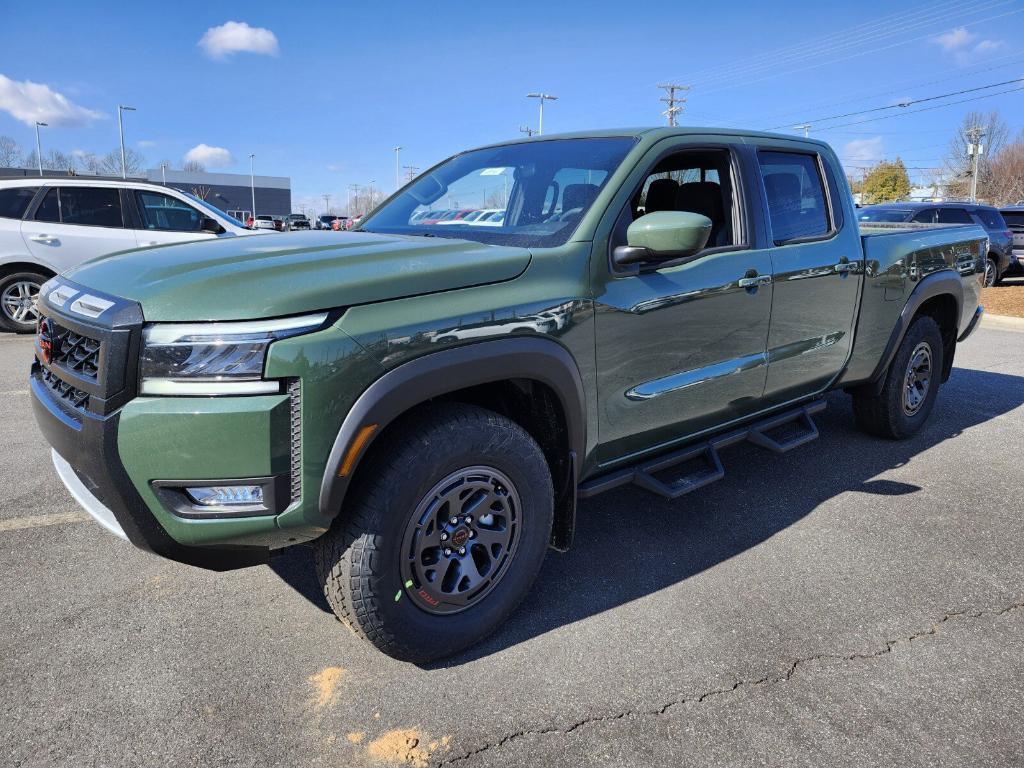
[526,93,558,135]
[657,83,690,127]
[794,123,811,138]
[249,154,257,218]
[403,165,420,183]
[967,125,986,203]
[368,180,376,213]
[117,105,136,178]
[323,193,332,215]
[347,184,360,215]
[34,122,47,176]
[518,125,535,138]
[393,146,402,190]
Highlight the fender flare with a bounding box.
[318,337,587,519]
[865,270,964,393]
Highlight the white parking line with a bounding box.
[0,390,28,396]
[0,512,89,532]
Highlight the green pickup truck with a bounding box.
[31,128,985,661]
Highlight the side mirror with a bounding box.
[613,210,712,267]
[200,216,224,235]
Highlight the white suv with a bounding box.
[0,178,259,332]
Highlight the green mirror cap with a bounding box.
[627,210,712,255]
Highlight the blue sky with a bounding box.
[2,0,1023,213]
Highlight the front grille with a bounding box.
[41,367,90,411]
[288,378,301,504]
[47,322,102,380]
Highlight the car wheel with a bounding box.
[852,314,944,440]
[314,403,553,662]
[0,271,47,333]
[984,257,998,287]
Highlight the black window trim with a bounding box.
[28,184,127,229]
[756,147,841,247]
[607,142,753,275]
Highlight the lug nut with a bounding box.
[464,515,473,524]
[457,547,466,555]
[443,548,453,556]
[450,517,459,525]
[440,532,449,541]
[469,530,476,539]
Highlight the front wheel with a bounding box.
[852,315,944,439]
[0,270,47,333]
[314,403,553,662]
[984,257,998,287]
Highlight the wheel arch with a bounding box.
[0,260,56,280]
[318,338,586,550]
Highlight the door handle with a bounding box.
[834,261,858,273]
[30,234,58,244]
[738,274,772,288]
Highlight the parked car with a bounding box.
[32,128,985,662]
[857,202,1012,286]
[468,209,506,226]
[0,177,260,333]
[997,205,1024,278]
[253,216,278,231]
[315,215,335,230]
[286,214,311,231]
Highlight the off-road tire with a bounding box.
[852,314,944,439]
[314,403,553,662]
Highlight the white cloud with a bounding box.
[326,163,343,172]
[842,137,884,171]
[198,21,279,59]
[0,74,104,127]
[71,149,88,158]
[184,143,234,168]
[137,139,157,148]
[933,27,974,51]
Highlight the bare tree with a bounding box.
[99,147,146,176]
[190,185,212,200]
[77,152,104,175]
[24,149,78,174]
[942,110,1010,200]
[182,160,206,173]
[984,132,1024,205]
[0,136,22,167]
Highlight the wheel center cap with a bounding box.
[450,528,470,548]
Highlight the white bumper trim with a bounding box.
[51,449,128,540]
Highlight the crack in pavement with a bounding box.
[436,600,1024,767]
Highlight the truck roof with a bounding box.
[865,201,998,211]
[475,126,832,150]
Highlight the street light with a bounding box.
[394,146,402,190]
[34,122,47,176]
[526,93,558,136]
[117,105,136,179]
[160,162,168,185]
[249,154,256,219]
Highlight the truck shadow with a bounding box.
[268,365,1024,665]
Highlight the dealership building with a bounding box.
[0,167,292,221]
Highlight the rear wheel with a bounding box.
[852,315,944,439]
[984,257,998,287]
[314,403,553,662]
[0,270,47,333]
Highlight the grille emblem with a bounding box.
[38,318,54,365]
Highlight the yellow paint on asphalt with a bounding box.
[346,732,365,744]
[0,511,89,532]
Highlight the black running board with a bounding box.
[578,400,826,500]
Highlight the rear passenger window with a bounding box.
[758,152,830,244]
[911,209,936,224]
[34,188,60,223]
[0,187,38,219]
[974,208,1005,228]
[936,208,972,224]
[59,187,124,228]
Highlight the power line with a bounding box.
[657,83,690,126]
[767,77,1024,131]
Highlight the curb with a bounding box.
[981,313,1024,332]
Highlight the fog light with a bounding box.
[186,485,264,508]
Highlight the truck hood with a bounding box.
[63,231,532,321]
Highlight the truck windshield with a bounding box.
[360,137,636,248]
[857,209,912,223]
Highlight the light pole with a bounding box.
[394,146,402,190]
[34,122,47,176]
[160,162,168,185]
[368,180,376,213]
[526,93,558,136]
[794,124,811,138]
[249,154,256,219]
[323,194,332,215]
[117,105,136,179]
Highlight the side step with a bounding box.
[578,400,826,501]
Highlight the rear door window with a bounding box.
[758,152,830,243]
[936,208,972,224]
[910,209,936,224]
[0,187,38,219]
[58,187,124,227]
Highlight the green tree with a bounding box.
[860,158,911,204]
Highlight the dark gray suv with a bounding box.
[858,202,1013,286]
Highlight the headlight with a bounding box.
[140,313,328,396]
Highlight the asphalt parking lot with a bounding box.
[2,325,1023,768]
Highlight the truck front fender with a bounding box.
[318,337,586,522]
